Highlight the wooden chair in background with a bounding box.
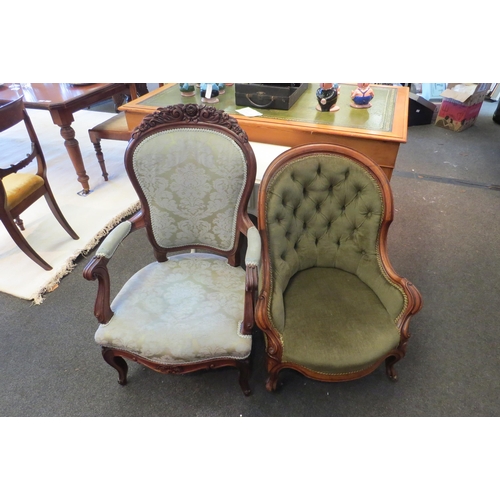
[0,97,79,270]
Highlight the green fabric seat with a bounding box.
[282,267,400,375]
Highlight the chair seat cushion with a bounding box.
[89,112,131,139]
[281,267,401,375]
[95,253,251,364]
[3,173,44,210]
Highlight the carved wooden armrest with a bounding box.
[242,225,261,335]
[83,211,145,324]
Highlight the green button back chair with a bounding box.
[256,143,422,391]
[83,104,260,395]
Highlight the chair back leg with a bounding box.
[88,132,109,181]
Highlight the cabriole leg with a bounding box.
[102,348,128,385]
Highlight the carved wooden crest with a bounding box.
[131,103,249,142]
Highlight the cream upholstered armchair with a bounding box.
[83,104,260,395]
[256,144,422,391]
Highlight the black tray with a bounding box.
[235,83,309,110]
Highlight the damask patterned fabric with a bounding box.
[131,128,247,251]
[95,253,251,364]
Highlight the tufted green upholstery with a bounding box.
[262,152,406,376]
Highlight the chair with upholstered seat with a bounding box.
[0,97,79,271]
[88,112,131,181]
[83,104,260,395]
[255,143,422,391]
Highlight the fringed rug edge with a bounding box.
[30,200,141,305]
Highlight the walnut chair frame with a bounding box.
[255,143,422,391]
[83,104,260,395]
[0,97,79,270]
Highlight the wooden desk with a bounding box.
[121,83,409,180]
[0,83,136,194]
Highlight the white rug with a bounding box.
[0,108,139,303]
[0,106,289,304]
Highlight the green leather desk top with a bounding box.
[139,84,397,133]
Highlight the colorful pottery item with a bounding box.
[200,83,220,103]
[179,83,196,97]
[350,83,374,108]
[316,83,340,112]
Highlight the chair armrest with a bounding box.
[95,220,132,259]
[83,211,145,324]
[245,226,261,269]
[241,226,261,335]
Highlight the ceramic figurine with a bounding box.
[316,83,340,112]
[179,83,196,97]
[200,83,220,103]
[350,83,374,108]
[217,83,226,94]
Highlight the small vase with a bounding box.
[350,83,374,109]
[200,83,220,104]
[179,83,196,97]
[316,83,340,112]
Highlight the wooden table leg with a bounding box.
[59,124,91,195]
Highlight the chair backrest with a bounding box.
[125,104,256,257]
[0,97,48,212]
[0,97,46,180]
[0,97,24,133]
[258,143,406,328]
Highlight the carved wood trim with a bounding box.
[131,104,249,143]
[265,349,404,391]
[101,347,252,395]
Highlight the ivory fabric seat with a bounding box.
[83,104,260,395]
[256,143,422,391]
[95,253,251,364]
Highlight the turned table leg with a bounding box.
[59,124,91,195]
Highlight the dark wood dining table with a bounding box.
[0,83,136,195]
